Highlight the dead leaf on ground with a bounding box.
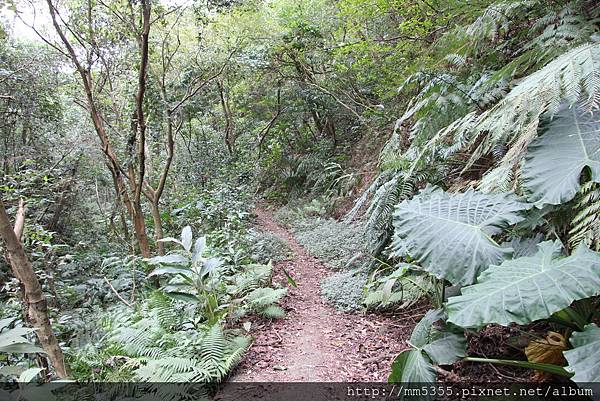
[524,331,567,381]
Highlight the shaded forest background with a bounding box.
[0,0,599,389]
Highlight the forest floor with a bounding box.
[229,207,427,382]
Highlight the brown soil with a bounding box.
[230,207,422,382]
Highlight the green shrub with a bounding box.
[273,204,304,227]
[248,230,293,263]
[321,269,369,312]
[292,218,367,270]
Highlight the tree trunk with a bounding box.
[150,200,165,256]
[132,204,151,258]
[218,80,235,155]
[48,161,79,231]
[0,199,68,379]
[46,0,153,258]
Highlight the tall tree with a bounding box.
[45,0,153,256]
[0,199,67,378]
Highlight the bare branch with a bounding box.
[103,277,133,308]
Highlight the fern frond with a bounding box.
[439,42,600,191]
[570,181,600,250]
[135,357,200,382]
[344,170,393,222]
[222,336,252,373]
[245,287,287,309]
[197,324,227,380]
[259,305,285,319]
[231,263,273,295]
[465,0,537,41]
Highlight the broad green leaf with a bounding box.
[164,292,199,303]
[0,342,45,354]
[423,331,466,366]
[0,318,16,330]
[388,350,436,395]
[410,309,466,365]
[157,237,183,246]
[147,266,190,278]
[0,327,44,354]
[181,226,193,252]
[523,106,600,207]
[410,309,445,348]
[0,327,34,343]
[0,365,24,378]
[393,187,530,285]
[18,368,42,383]
[447,241,600,328]
[192,236,206,263]
[162,283,192,292]
[564,323,600,382]
[199,257,222,277]
[501,234,544,258]
[147,254,187,265]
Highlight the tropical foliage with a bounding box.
[0,0,599,391]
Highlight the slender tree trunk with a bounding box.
[46,0,153,258]
[48,161,79,231]
[218,80,235,155]
[0,199,68,379]
[132,204,151,258]
[150,200,165,256]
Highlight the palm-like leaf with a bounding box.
[447,241,600,328]
[392,187,530,285]
[523,106,600,206]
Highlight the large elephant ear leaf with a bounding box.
[410,309,446,348]
[411,309,466,366]
[389,309,466,394]
[389,350,436,401]
[447,241,600,328]
[564,323,600,382]
[500,234,544,258]
[523,106,600,207]
[423,330,467,366]
[393,187,530,285]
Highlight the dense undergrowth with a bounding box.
[0,178,291,388]
[275,203,369,311]
[1,0,600,392]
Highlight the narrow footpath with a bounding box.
[230,207,425,382]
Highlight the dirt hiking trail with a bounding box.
[229,207,425,382]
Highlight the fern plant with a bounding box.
[147,226,286,323]
[570,181,600,250]
[355,0,600,280]
[364,263,436,310]
[103,293,250,384]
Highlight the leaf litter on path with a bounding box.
[230,207,420,382]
